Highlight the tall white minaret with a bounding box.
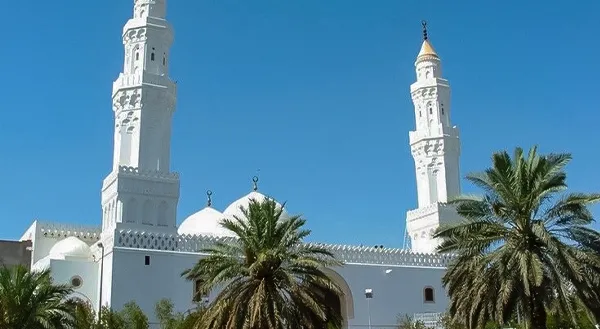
[101,0,180,235]
[406,22,461,254]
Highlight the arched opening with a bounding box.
[321,268,354,329]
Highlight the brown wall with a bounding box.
[0,240,32,269]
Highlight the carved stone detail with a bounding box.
[113,88,142,113]
[123,28,147,44]
[113,229,455,267]
[411,138,446,159]
[37,221,101,242]
[411,87,438,101]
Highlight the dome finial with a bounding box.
[416,20,438,60]
[206,190,213,207]
[252,176,259,191]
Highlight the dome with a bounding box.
[49,237,92,259]
[223,191,288,221]
[178,206,234,237]
[417,39,438,60]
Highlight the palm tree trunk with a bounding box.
[529,290,547,329]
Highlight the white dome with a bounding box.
[178,207,234,237]
[223,191,288,220]
[49,237,92,259]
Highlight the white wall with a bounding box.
[108,248,447,328]
[108,248,201,325]
[49,259,99,310]
[338,263,447,327]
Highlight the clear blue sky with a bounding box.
[0,0,598,247]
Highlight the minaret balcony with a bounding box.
[102,166,180,189]
[112,72,177,97]
[409,126,459,145]
[406,203,458,230]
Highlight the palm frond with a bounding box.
[438,146,600,329]
[182,198,344,329]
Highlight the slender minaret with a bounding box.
[406,22,461,254]
[101,0,180,235]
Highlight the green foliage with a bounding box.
[155,298,203,329]
[68,299,96,329]
[397,314,427,329]
[121,302,149,329]
[546,298,597,329]
[435,147,600,329]
[155,298,181,329]
[67,299,202,329]
[182,198,344,329]
[67,300,149,329]
[0,267,197,329]
[438,312,464,329]
[0,265,76,329]
[98,305,126,329]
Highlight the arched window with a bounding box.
[151,48,155,61]
[424,287,435,303]
[163,53,166,66]
[135,52,139,61]
[429,107,433,115]
[441,103,445,115]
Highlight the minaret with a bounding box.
[406,22,461,254]
[101,0,180,235]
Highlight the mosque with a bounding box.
[18,0,462,327]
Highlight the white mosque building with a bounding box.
[19,1,462,327]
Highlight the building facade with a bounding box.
[0,239,32,269]
[19,2,462,328]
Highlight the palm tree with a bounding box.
[434,146,600,329]
[67,299,96,329]
[0,265,76,329]
[182,198,344,329]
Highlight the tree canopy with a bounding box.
[435,146,600,329]
[182,198,344,329]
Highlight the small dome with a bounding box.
[223,191,288,221]
[416,40,439,61]
[178,207,234,237]
[49,237,92,259]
